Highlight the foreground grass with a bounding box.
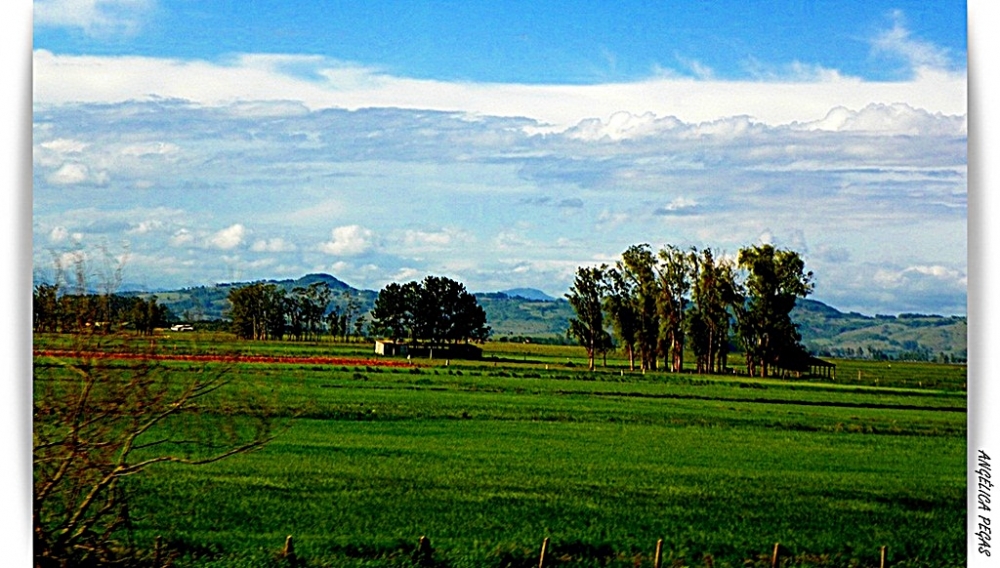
[34,334,967,567]
[136,418,964,567]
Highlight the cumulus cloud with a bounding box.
[401,228,475,251]
[795,103,966,136]
[654,197,700,216]
[319,225,375,256]
[47,163,93,185]
[208,224,246,250]
[39,138,88,154]
[875,264,967,289]
[126,220,163,234]
[251,237,297,253]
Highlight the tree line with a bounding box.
[32,283,172,335]
[226,281,367,341]
[566,243,814,377]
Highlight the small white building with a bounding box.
[374,340,408,356]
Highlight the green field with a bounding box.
[33,334,967,567]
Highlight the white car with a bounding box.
[169,324,195,332]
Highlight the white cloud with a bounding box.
[32,48,966,130]
[208,224,246,250]
[251,237,296,253]
[874,264,966,289]
[391,267,423,283]
[39,138,88,153]
[401,228,473,251]
[872,10,955,73]
[47,163,90,185]
[168,229,193,247]
[795,103,966,136]
[319,225,375,256]
[34,0,156,37]
[567,111,684,141]
[49,226,69,242]
[126,219,163,234]
[120,141,179,157]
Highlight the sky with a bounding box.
[31,0,968,316]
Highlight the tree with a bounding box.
[370,276,490,346]
[339,291,363,342]
[370,281,418,342]
[603,267,640,371]
[228,282,287,340]
[33,283,61,333]
[129,296,166,336]
[302,282,332,341]
[566,265,607,371]
[34,341,276,566]
[686,248,737,374]
[656,245,694,373]
[617,244,660,371]
[735,244,814,377]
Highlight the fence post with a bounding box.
[283,535,295,558]
[538,537,550,568]
[880,545,887,568]
[653,538,663,568]
[771,542,781,568]
[153,535,161,567]
[416,535,433,564]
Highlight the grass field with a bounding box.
[33,333,967,567]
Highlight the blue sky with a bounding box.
[32,0,968,315]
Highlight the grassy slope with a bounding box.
[33,333,966,567]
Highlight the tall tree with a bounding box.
[735,244,814,377]
[687,249,737,374]
[228,282,287,340]
[370,281,417,342]
[603,267,640,371]
[618,244,660,371]
[566,265,607,371]
[656,245,694,373]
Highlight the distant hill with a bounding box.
[141,275,966,360]
[144,273,375,322]
[499,288,558,302]
[474,293,574,341]
[791,299,966,362]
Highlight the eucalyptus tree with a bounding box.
[735,244,814,377]
[566,265,608,371]
[603,267,640,370]
[656,245,695,373]
[228,282,287,340]
[687,248,737,374]
[617,244,660,371]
